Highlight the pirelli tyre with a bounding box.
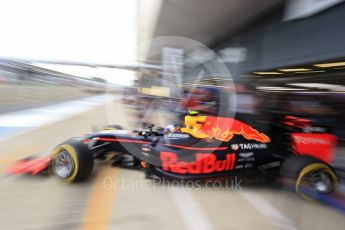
[280,155,337,198]
[51,141,94,183]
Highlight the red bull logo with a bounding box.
[181,115,270,143]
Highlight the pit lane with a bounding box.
[0,99,344,230]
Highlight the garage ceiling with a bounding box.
[144,0,284,61]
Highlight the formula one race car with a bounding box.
[8,112,338,198]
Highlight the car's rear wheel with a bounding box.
[51,141,94,183]
[280,155,337,198]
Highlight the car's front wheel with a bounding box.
[51,141,94,183]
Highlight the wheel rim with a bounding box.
[302,169,333,193]
[53,150,75,178]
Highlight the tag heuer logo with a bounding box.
[231,144,239,151]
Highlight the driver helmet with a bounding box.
[165,123,181,133]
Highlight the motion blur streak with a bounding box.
[240,190,297,230]
[80,166,119,230]
[0,146,44,172]
[169,187,213,230]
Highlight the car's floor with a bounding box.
[0,101,345,230]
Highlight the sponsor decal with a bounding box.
[99,130,130,135]
[235,165,244,169]
[258,161,280,170]
[238,157,255,163]
[142,147,151,152]
[291,133,337,163]
[239,143,267,150]
[181,116,270,143]
[160,152,236,174]
[166,133,190,139]
[303,126,326,133]
[231,144,239,151]
[238,152,255,163]
[239,152,254,158]
[245,163,253,169]
[293,135,332,145]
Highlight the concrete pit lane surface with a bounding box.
[0,98,345,230]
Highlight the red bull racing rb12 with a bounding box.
[8,112,339,199]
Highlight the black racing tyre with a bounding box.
[51,141,94,183]
[280,155,337,197]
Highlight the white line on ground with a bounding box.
[169,187,213,230]
[0,94,115,142]
[240,190,298,230]
[0,94,114,127]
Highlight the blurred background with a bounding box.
[1,0,345,229]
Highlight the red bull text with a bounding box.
[160,152,236,174]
